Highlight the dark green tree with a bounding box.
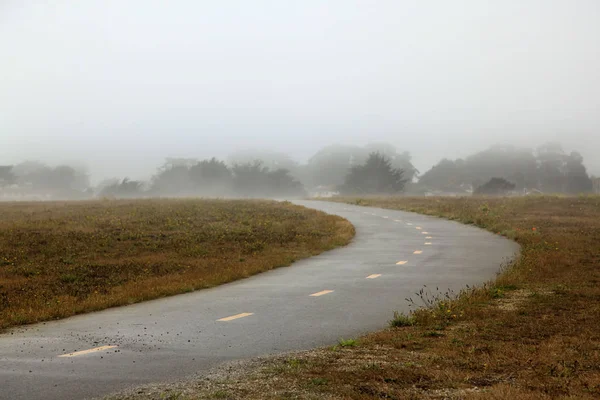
[231,161,305,198]
[564,152,593,193]
[150,160,193,195]
[363,143,419,181]
[536,142,567,193]
[189,158,233,195]
[266,168,305,197]
[305,143,417,188]
[340,152,406,195]
[231,161,271,197]
[417,158,469,193]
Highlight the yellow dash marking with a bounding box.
[366,274,381,279]
[310,290,334,297]
[413,250,423,254]
[217,312,254,322]
[426,236,433,239]
[382,216,389,219]
[416,227,422,230]
[396,261,408,265]
[406,223,413,225]
[394,219,402,222]
[421,232,429,234]
[425,242,432,245]
[58,345,117,358]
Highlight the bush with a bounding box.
[474,177,516,195]
[338,338,358,347]
[389,311,416,327]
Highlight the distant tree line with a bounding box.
[417,143,594,195]
[0,161,90,198]
[100,158,305,198]
[97,143,416,198]
[1,141,596,199]
[225,143,418,190]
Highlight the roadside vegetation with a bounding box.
[0,199,354,331]
[114,195,600,399]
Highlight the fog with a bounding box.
[1,0,599,185]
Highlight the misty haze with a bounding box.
[1,0,599,198]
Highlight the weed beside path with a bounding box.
[0,199,354,330]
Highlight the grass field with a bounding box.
[0,199,354,331]
[117,195,600,399]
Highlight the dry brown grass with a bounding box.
[0,198,354,330]
[113,195,600,399]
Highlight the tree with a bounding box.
[0,166,15,186]
[228,150,299,175]
[340,152,406,195]
[231,161,271,197]
[11,160,49,184]
[9,161,89,194]
[463,145,538,190]
[417,143,594,194]
[417,158,469,193]
[536,142,567,193]
[363,143,419,182]
[305,143,417,188]
[150,161,192,195]
[564,151,593,193]
[51,165,78,191]
[231,161,306,198]
[266,168,305,198]
[305,144,361,187]
[474,177,516,195]
[189,158,233,195]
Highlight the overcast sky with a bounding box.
[2,0,599,183]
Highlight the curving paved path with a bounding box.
[0,201,519,400]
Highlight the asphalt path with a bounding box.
[0,201,519,400]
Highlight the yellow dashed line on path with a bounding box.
[396,261,408,265]
[393,219,402,222]
[366,274,381,279]
[421,232,429,234]
[413,250,423,254]
[426,236,433,239]
[407,223,413,226]
[58,345,117,358]
[416,227,422,230]
[425,242,432,245]
[310,290,334,297]
[217,312,254,322]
